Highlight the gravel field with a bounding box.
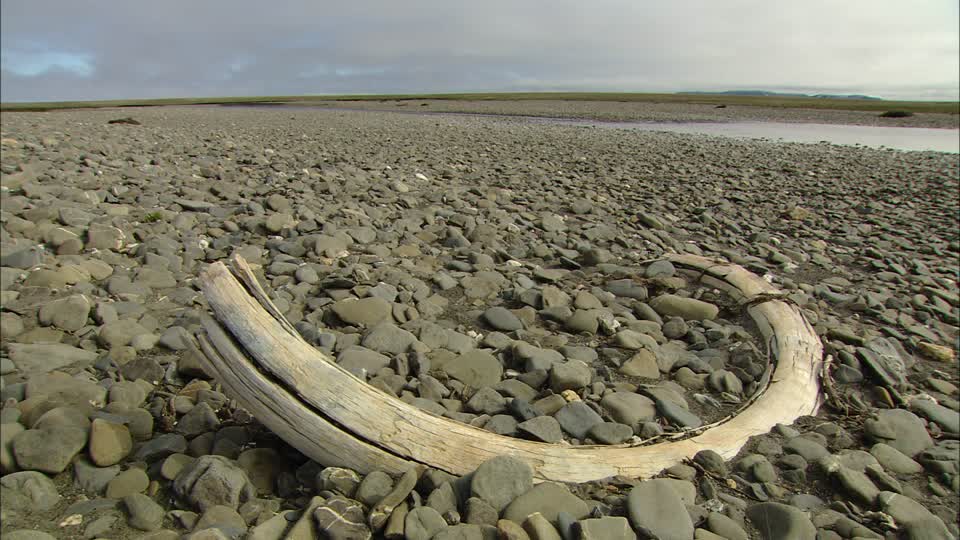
[289,99,960,129]
[0,105,958,539]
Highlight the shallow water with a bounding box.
[544,118,960,154]
[218,104,960,153]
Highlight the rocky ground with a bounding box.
[0,105,958,540]
[289,99,960,129]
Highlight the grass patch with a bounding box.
[143,212,164,223]
[2,92,957,115]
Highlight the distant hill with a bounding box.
[681,90,882,100]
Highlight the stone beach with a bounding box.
[0,103,958,539]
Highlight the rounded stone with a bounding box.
[745,502,817,540]
[405,506,448,540]
[106,467,150,498]
[124,492,165,531]
[627,481,694,540]
[12,426,88,474]
[89,418,133,467]
[649,294,719,321]
[483,306,524,332]
[470,455,534,512]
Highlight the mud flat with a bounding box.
[1,106,957,539]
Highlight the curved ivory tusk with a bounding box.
[195,254,822,483]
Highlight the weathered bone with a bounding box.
[194,254,822,483]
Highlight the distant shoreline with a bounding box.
[2,91,957,116]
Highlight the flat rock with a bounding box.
[0,244,44,269]
[466,387,507,415]
[656,398,703,429]
[554,401,604,439]
[524,512,561,540]
[626,480,694,540]
[338,347,391,378]
[89,418,133,467]
[405,505,448,540]
[869,443,923,474]
[356,470,393,507]
[604,280,648,300]
[706,512,748,540]
[471,455,534,512]
[649,294,719,321]
[497,519,530,540]
[494,379,538,402]
[106,467,150,498]
[12,426,88,474]
[464,497,498,526]
[819,458,879,505]
[332,297,392,327]
[1,422,25,474]
[317,467,361,497]
[313,496,371,540]
[866,409,933,457]
[784,437,830,461]
[247,512,291,540]
[134,433,187,462]
[195,505,247,537]
[433,524,484,540]
[503,482,589,525]
[361,323,418,355]
[3,532,57,540]
[176,401,221,438]
[694,450,728,477]
[73,457,120,494]
[600,392,656,429]
[173,455,256,511]
[517,416,564,443]
[576,516,635,540]
[124,492,165,531]
[877,491,954,540]
[0,470,61,513]
[588,422,634,444]
[746,502,816,540]
[237,447,285,495]
[613,329,659,350]
[7,343,98,373]
[565,310,600,334]
[136,267,177,289]
[443,350,503,389]
[858,337,910,387]
[619,349,661,378]
[38,294,91,331]
[549,360,592,392]
[483,306,524,331]
[98,318,150,349]
[910,398,960,434]
[176,199,215,211]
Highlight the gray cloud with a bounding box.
[2,1,957,101]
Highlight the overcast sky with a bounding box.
[2,1,958,102]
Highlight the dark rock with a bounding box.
[173,455,256,511]
[1,470,61,513]
[12,426,87,473]
[470,455,534,512]
[626,480,694,540]
[553,401,603,439]
[313,496,371,540]
[504,482,589,525]
[745,502,816,540]
[124,493,165,531]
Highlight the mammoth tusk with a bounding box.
[193,254,822,483]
